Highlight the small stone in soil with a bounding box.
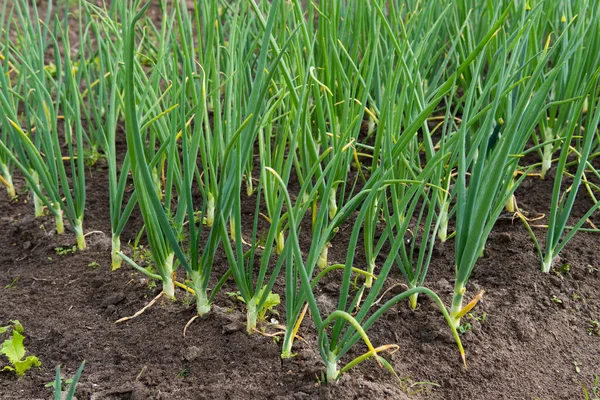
[419,329,439,342]
[222,321,244,334]
[436,278,451,290]
[549,275,562,288]
[90,278,104,288]
[101,291,126,307]
[182,345,202,361]
[512,318,536,342]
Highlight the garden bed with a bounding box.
[1,1,600,399]
[1,161,599,399]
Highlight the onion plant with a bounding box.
[274,0,511,374]
[0,1,88,248]
[120,0,287,317]
[449,8,572,328]
[102,62,137,271]
[529,78,600,273]
[0,0,16,200]
[183,0,292,319]
[362,56,458,307]
[271,147,466,381]
[530,1,600,179]
[6,0,600,385]
[122,1,196,300]
[53,361,85,400]
[83,0,184,270]
[201,0,301,332]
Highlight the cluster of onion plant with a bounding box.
[0,0,89,248]
[2,0,600,385]
[0,0,16,199]
[116,0,290,318]
[445,1,585,327]
[270,0,512,377]
[516,0,600,273]
[529,0,600,180]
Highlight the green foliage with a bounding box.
[551,264,571,278]
[0,320,23,335]
[588,320,600,336]
[83,147,105,168]
[228,286,281,323]
[87,261,101,269]
[256,288,281,322]
[1,322,41,378]
[583,375,600,400]
[551,295,563,305]
[177,367,190,378]
[1,0,600,383]
[55,246,77,256]
[53,361,85,400]
[45,377,73,389]
[457,322,473,335]
[4,277,19,289]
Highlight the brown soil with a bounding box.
[1,149,600,400]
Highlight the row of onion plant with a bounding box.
[0,0,88,248]
[1,0,599,383]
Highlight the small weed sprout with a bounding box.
[88,261,100,269]
[55,246,77,256]
[458,322,472,334]
[587,320,600,336]
[4,277,19,290]
[582,375,600,400]
[177,367,190,378]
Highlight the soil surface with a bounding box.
[1,146,599,400]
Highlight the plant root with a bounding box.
[183,315,199,337]
[115,291,163,324]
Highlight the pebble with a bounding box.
[222,321,243,334]
[419,328,439,342]
[182,345,202,361]
[549,276,562,288]
[90,279,104,288]
[101,291,126,307]
[436,278,451,290]
[513,318,536,342]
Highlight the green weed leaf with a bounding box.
[3,356,41,377]
[1,330,26,364]
[0,320,23,335]
[258,289,281,320]
[1,330,41,377]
